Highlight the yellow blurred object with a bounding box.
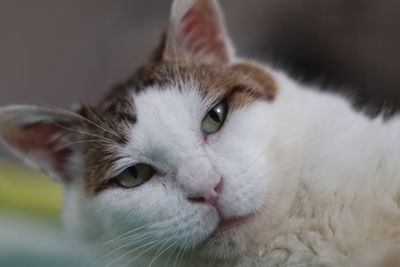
[0,161,62,218]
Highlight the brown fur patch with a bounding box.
[111,61,276,106]
[230,62,277,102]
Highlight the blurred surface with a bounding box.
[0,161,62,217]
[0,0,399,266]
[0,210,89,267]
[0,162,89,266]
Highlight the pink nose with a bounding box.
[177,154,223,207]
[188,180,223,207]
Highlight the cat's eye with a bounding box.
[114,164,155,188]
[201,101,228,134]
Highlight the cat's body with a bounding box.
[1,0,399,266]
[230,69,400,267]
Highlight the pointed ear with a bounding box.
[161,0,235,65]
[0,105,83,183]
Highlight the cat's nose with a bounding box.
[187,180,223,207]
[177,155,223,207]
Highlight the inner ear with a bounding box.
[161,0,235,65]
[0,105,83,183]
[4,122,75,181]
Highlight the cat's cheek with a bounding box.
[208,102,273,218]
[218,171,269,218]
[87,182,167,232]
[86,180,220,248]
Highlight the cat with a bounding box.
[1,0,400,266]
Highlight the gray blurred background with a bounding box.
[0,0,400,159]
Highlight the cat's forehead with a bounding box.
[102,62,276,111]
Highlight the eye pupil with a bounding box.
[209,109,221,122]
[128,167,138,179]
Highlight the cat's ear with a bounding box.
[159,0,235,65]
[0,105,83,183]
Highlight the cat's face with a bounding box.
[79,63,277,255]
[0,0,280,261]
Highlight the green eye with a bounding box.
[114,164,155,188]
[201,101,228,134]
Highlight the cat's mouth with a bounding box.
[213,213,255,235]
[205,202,256,238]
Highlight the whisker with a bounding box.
[99,228,167,261]
[148,233,178,267]
[173,237,187,267]
[40,102,124,142]
[49,119,116,145]
[99,233,154,262]
[104,235,160,267]
[98,223,151,247]
[95,217,177,263]
[82,104,124,140]
[165,238,180,267]
[124,236,171,267]
[177,238,189,267]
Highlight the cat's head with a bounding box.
[0,0,285,261]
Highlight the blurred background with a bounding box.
[0,0,399,266]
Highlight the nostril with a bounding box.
[214,180,223,194]
[186,180,223,206]
[188,192,219,207]
[188,196,207,203]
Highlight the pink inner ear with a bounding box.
[6,123,73,182]
[179,3,230,63]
